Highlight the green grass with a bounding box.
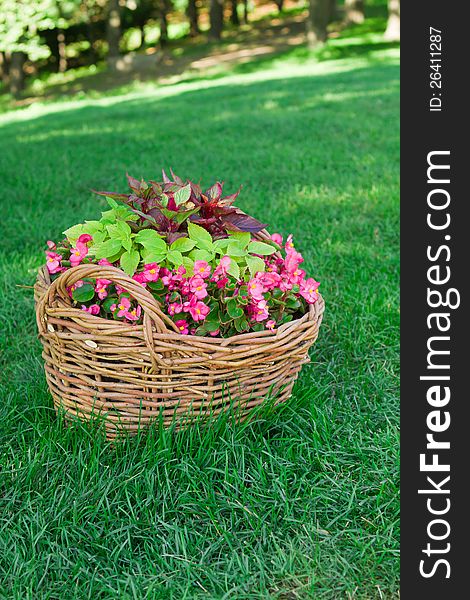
[0,37,399,599]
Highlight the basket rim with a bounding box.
[35,263,324,344]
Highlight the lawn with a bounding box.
[0,34,400,599]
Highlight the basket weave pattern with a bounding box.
[35,249,324,439]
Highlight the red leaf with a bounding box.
[162,169,172,183]
[126,173,142,192]
[206,182,223,201]
[223,212,266,233]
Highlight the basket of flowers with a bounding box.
[34,171,324,439]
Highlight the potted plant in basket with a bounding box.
[35,171,324,438]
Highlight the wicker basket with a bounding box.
[34,240,324,439]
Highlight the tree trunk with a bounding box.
[384,0,400,41]
[139,24,146,48]
[209,0,224,40]
[344,0,364,25]
[328,0,337,23]
[187,0,199,36]
[230,0,240,25]
[275,0,284,12]
[158,0,171,47]
[306,0,329,48]
[9,51,26,98]
[106,0,121,60]
[242,0,249,23]
[0,51,9,85]
[57,30,67,72]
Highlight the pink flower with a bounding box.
[46,251,62,274]
[95,278,112,300]
[284,248,304,274]
[285,234,294,250]
[175,319,189,335]
[271,233,283,246]
[168,302,183,316]
[125,305,142,321]
[266,319,276,330]
[68,280,84,296]
[46,240,56,250]
[255,271,281,290]
[209,329,220,337]
[247,279,265,301]
[216,277,228,289]
[249,299,269,322]
[115,285,126,296]
[70,241,88,267]
[173,266,187,282]
[288,268,305,285]
[81,304,100,315]
[110,303,117,312]
[189,275,208,299]
[212,255,231,280]
[193,260,211,279]
[98,258,113,266]
[133,272,147,287]
[116,296,131,318]
[184,297,210,321]
[78,234,93,244]
[143,263,159,282]
[299,278,320,304]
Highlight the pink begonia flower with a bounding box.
[46,240,56,250]
[160,268,172,286]
[168,302,183,316]
[193,260,211,279]
[247,279,265,301]
[110,303,117,312]
[98,258,113,266]
[70,241,88,267]
[81,304,100,315]
[68,280,84,296]
[266,319,276,330]
[255,271,281,290]
[249,299,269,322]
[95,278,112,300]
[216,277,228,289]
[133,272,147,286]
[175,319,189,335]
[115,285,126,296]
[77,234,92,244]
[212,255,231,280]
[189,275,208,299]
[116,296,132,318]
[143,263,159,282]
[209,329,220,337]
[271,233,283,246]
[284,248,304,274]
[299,278,320,304]
[173,266,187,281]
[46,251,62,274]
[184,297,210,321]
[279,276,293,292]
[125,305,142,321]
[285,234,294,250]
[289,268,305,285]
[189,328,197,336]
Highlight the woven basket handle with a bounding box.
[36,263,180,336]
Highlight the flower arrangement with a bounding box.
[44,171,320,338]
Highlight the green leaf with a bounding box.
[245,255,265,278]
[226,299,244,319]
[227,242,247,257]
[107,221,131,241]
[63,224,85,243]
[93,238,123,260]
[173,184,191,206]
[247,241,277,255]
[147,280,164,292]
[182,257,195,277]
[213,238,231,254]
[234,316,249,333]
[166,250,184,266]
[171,237,196,253]
[189,249,214,263]
[134,229,165,248]
[229,231,251,248]
[187,222,213,251]
[120,248,140,276]
[102,297,118,312]
[72,283,95,303]
[285,296,301,310]
[226,260,240,280]
[141,247,166,264]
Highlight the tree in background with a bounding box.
[106,0,121,64]
[306,0,329,48]
[343,0,364,25]
[230,0,240,26]
[384,0,400,41]
[209,0,224,40]
[186,0,199,37]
